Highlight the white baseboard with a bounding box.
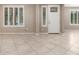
[40,33,48,34]
[0,32,34,34]
[35,33,40,35]
[35,33,48,35]
[0,32,48,35]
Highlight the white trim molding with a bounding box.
[64,4,79,7]
[69,9,79,25]
[0,32,34,34]
[36,5,40,33]
[3,5,24,27]
[41,5,48,27]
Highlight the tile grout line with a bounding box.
[23,36,39,55]
[25,35,52,54]
[0,35,3,54]
[12,38,20,55]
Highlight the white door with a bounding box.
[48,5,60,33]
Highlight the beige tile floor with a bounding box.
[0,30,79,55]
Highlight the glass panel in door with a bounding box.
[73,11,77,24]
[71,11,73,24]
[78,11,79,24]
[14,8,18,25]
[43,7,46,25]
[19,8,23,25]
[9,8,13,25]
[74,11,77,24]
[5,8,8,25]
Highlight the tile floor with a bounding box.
[0,30,79,55]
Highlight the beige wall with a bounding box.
[39,5,48,33]
[0,4,64,33]
[60,4,64,32]
[0,4,36,33]
[37,5,79,32]
[64,7,79,29]
[39,4,64,33]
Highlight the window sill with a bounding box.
[3,25,24,27]
[70,24,79,25]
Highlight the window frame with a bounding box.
[41,5,48,27]
[69,9,79,25]
[3,5,24,27]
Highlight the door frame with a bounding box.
[41,5,48,27]
[36,5,60,34]
[47,5,60,33]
